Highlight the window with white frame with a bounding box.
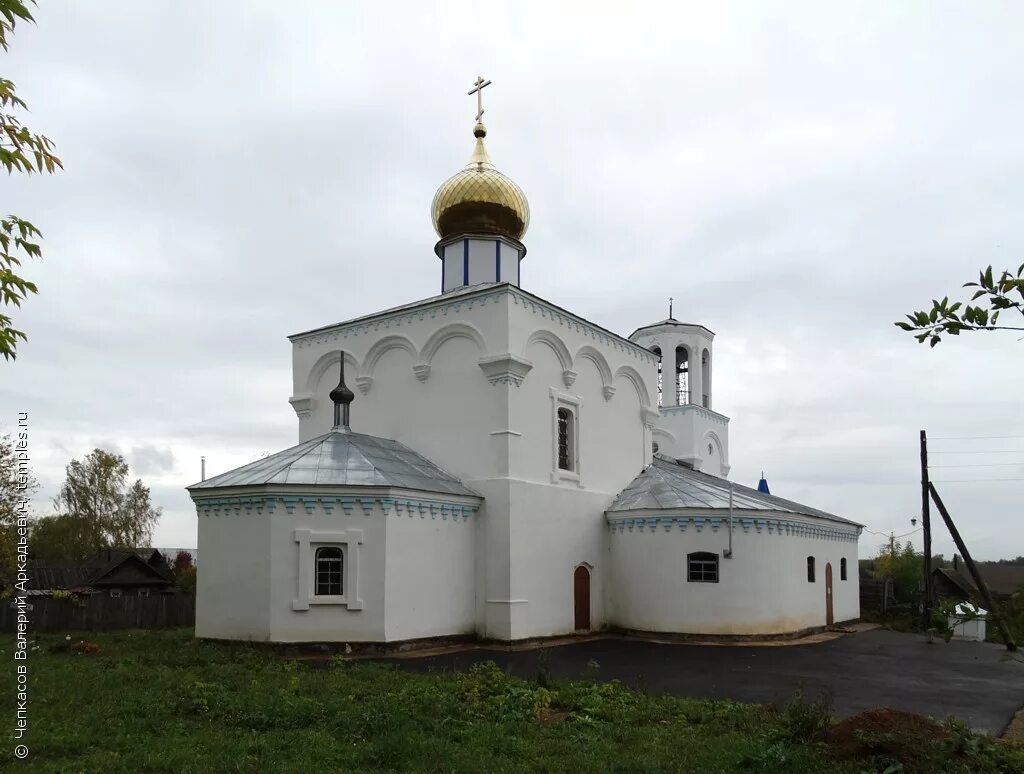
[315,546,344,596]
[550,389,582,484]
[292,528,363,611]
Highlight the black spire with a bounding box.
[329,352,355,430]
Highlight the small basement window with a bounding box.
[807,556,816,583]
[840,557,847,581]
[315,546,344,596]
[687,552,719,583]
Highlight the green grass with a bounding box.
[7,628,1022,773]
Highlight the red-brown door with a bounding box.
[825,562,834,625]
[573,565,591,631]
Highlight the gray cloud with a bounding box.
[1,1,1022,558]
[129,444,175,477]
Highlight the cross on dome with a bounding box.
[468,76,492,126]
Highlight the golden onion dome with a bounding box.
[431,122,529,241]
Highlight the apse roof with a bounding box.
[188,430,479,497]
[608,455,861,527]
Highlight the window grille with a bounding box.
[315,547,344,596]
[687,552,719,583]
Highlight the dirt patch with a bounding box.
[1002,707,1024,742]
[826,708,949,772]
[537,707,571,726]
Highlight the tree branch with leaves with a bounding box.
[896,263,1024,346]
[0,0,61,360]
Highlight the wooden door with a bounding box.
[825,562,834,625]
[573,565,591,631]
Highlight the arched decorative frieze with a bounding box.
[525,329,574,373]
[305,350,361,396]
[420,321,487,365]
[575,345,613,391]
[614,365,651,409]
[362,335,418,379]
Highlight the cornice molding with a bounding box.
[606,514,859,542]
[192,493,479,521]
[659,403,730,425]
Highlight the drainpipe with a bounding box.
[724,482,734,558]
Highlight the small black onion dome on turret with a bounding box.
[330,352,355,429]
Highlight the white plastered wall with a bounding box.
[498,297,658,639]
[267,500,388,642]
[607,513,860,635]
[383,502,477,641]
[196,510,272,640]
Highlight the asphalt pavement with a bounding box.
[385,629,1024,735]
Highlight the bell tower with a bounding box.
[629,304,730,477]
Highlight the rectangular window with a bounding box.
[807,556,816,583]
[840,558,847,581]
[557,408,573,471]
[687,552,719,583]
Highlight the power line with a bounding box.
[929,462,1024,468]
[931,478,1024,483]
[929,435,1024,440]
[863,527,921,539]
[928,450,1024,455]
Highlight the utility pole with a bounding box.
[929,482,1016,651]
[919,430,933,629]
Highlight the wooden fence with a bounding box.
[2,594,195,632]
[859,576,893,618]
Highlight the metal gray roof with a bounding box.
[608,456,861,527]
[188,430,479,497]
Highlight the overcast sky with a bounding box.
[2,1,1022,558]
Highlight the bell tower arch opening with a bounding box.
[675,345,690,406]
[650,346,663,407]
[701,348,711,409]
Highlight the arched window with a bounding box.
[687,551,719,583]
[807,556,816,583]
[315,547,343,596]
[650,346,663,407]
[840,557,847,581]
[675,345,690,405]
[557,407,574,471]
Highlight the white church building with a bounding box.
[189,81,861,644]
